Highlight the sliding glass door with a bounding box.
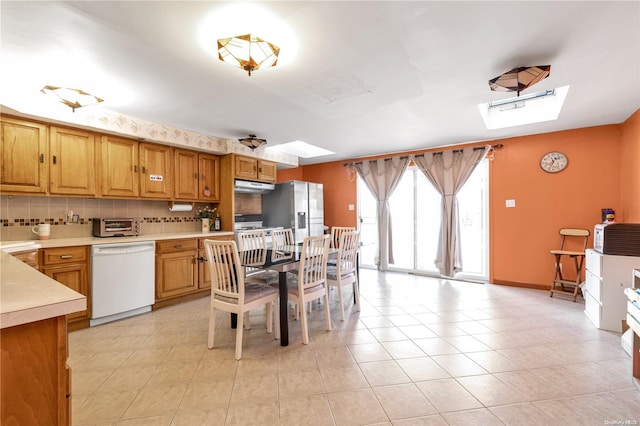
[357,159,488,281]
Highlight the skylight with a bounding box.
[478,85,569,130]
[266,140,335,158]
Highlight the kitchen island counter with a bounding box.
[0,251,86,328]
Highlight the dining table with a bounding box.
[239,244,338,346]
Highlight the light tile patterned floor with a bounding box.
[68,269,640,425]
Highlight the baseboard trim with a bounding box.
[492,279,549,291]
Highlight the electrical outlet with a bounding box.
[348,204,355,211]
[505,199,516,208]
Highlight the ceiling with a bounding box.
[1,1,639,165]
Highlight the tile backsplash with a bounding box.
[0,195,212,241]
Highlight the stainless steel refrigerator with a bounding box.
[262,180,324,243]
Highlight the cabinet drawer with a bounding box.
[41,246,88,265]
[585,249,602,278]
[584,270,602,303]
[584,291,601,328]
[156,239,197,254]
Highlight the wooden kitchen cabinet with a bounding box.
[234,155,276,183]
[1,316,71,425]
[40,246,91,329]
[99,137,173,199]
[174,149,199,200]
[199,153,220,201]
[0,116,49,195]
[11,249,39,269]
[49,126,96,196]
[139,142,173,199]
[174,150,220,202]
[99,135,140,197]
[155,239,199,300]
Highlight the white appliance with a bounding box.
[90,241,155,326]
[584,248,640,332]
[262,180,324,243]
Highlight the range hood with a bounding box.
[234,179,275,194]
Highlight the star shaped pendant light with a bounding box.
[40,85,104,112]
[217,34,280,76]
[489,65,551,96]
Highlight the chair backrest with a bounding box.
[203,239,245,303]
[298,234,330,291]
[330,226,356,248]
[237,229,267,250]
[337,230,360,275]
[272,228,295,249]
[558,228,590,252]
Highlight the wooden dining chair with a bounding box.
[237,229,280,286]
[327,230,360,321]
[330,226,356,249]
[287,234,331,344]
[549,228,590,302]
[271,228,295,249]
[203,239,279,360]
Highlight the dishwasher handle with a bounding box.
[92,243,155,256]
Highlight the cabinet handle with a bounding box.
[52,155,57,165]
[253,166,257,172]
[174,244,183,249]
[141,166,146,174]
[60,255,73,259]
[134,165,138,173]
[258,167,262,173]
[40,154,44,163]
[194,173,198,180]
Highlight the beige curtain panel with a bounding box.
[413,145,491,277]
[354,156,409,270]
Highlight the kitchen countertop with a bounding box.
[0,251,86,329]
[0,231,233,329]
[0,231,235,250]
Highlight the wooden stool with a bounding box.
[549,228,590,302]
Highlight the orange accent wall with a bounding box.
[280,113,639,289]
[621,109,640,222]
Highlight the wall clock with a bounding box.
[540,151,568,173]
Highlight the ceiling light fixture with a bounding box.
[489,65,551,96]
[40,85,104,112]
[217,34,279,76]
[239,134,267,150]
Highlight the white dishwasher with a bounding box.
[90,241,155,326]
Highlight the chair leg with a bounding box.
[244,311,251,330]
[266,302,273,334]
[274,300,281,340]
[353,278,360,312]
[300,299,309,345]
[207,305,216,349]
[235,311,244,360]
[337,283,345,321]
[323,290,332,332]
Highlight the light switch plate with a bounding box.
[348,204,355,211]
[505,199,516,208]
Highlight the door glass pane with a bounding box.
[416,171,441,273]
[357,176,378,267]
[388,171,415,269]
[456,159,488,279]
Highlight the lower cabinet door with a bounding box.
[156,250,198,299]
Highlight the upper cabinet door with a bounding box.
[0,117,48,194]
[199,153,220,201]
[100,135,139,197]
[49,127,96,196]
[257,160,276,183]
[234,155,258,180]
[174,149,199,200]
[139,142,172,199]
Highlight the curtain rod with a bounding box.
[343,155,409,167]
[344,144,503,165]
[413,143,503,158]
